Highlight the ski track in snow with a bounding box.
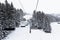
[2,15,60,40]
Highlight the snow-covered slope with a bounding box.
[2,22,60,40]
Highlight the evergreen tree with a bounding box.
[11,2,14,9]
[0,0,21,39]
[30,11,51,33]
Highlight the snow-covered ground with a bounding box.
[2,22,60,40]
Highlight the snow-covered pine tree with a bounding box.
[0,0,21,39]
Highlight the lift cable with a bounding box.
[18,0,25,11]
[35,0,39,11]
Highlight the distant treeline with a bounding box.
[46,14,60,22]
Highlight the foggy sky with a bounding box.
[0,0,60,14]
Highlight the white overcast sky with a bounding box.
[0,0,60,14]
